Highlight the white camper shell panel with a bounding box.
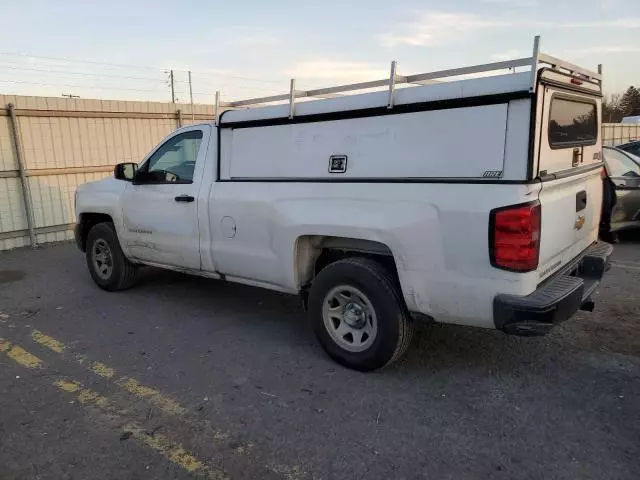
[218,73,539,181]
[222,104,509,180]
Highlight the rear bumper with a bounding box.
[493,242,613,336]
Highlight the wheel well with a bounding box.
[295,236,398,290]
[314,249,397,279]
[77,213,113,251]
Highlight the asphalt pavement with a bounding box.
[0,239,638,480]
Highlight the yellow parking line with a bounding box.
[78,389,110,407]
[52,378,221,478]
[1,338,43,369]
[8,346,43,369]
[123,424,227,479]
[54,379,82,393]
[116,377,186,415]
[74,354,116,379]
[26,331,251,443]
[21,330,301,477]
[88,361,115,378]
[1,332,266,480]
[31,330,65,353]
[53,379,112,409]
[28,330,185,414]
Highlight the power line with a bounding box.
[0,79,280,99]
[0,79,167,93]
[0,51,288,86]
[0,51,298,102]
[185,71,284,85]
[0,64,166,82]
[194,85,285,95]
[0,51,173,72]
[0,76,284,97]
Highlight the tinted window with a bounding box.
[549,98,597,148]
[618,142,640,157]
[141,130,203,183]
[604,148,640,177]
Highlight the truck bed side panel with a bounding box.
[209,182,541,328]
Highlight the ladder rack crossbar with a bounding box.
[214,36,602,120]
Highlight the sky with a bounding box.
[0,0,638,104]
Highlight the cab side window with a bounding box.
[138,130,203,184]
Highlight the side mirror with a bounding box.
[114,162,137,181]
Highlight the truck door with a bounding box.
[534,70,604,281]
[119,125,211,269]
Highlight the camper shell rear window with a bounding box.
[548,96,597,149]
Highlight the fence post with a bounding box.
[6,103,37,248]
[214,91,220,125]
[188,71,194,121]
[170,70,176,103]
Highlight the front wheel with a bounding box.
[308,257,414,371]
[85,222,138,291]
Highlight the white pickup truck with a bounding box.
[75,38,612,371]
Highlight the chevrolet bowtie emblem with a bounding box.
[574,215,585,230]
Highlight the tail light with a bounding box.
[489,201,541,272]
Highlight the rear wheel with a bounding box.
[86,222,138,291]
[308,257,414,371]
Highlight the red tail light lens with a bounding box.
[490,201,541,272]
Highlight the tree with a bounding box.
[602,93,624,123]
[619,86,640,117]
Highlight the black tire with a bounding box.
[308,257,414,371]
[85,222,138,291]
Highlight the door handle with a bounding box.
[174,195,195,203]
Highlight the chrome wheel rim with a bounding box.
[322,285,377,353]
[92,239,113,280]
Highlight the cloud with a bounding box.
[379,10,640,47]
[599,0,616,9]
[482,0,540,6]
[560,19,640,28]
[563,45,640,56]
[491,49,525,61]
[232,34,280,47]
[379,12,506,47]
[284,60,389,81]
[217,27,280,47]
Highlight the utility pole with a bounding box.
[170,69,175,103]
[188,70,194,121]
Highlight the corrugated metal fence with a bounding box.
[602,123,640,146]
[1,93,639,251]
[0,95,215,250]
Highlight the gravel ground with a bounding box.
[0,239,638,480]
